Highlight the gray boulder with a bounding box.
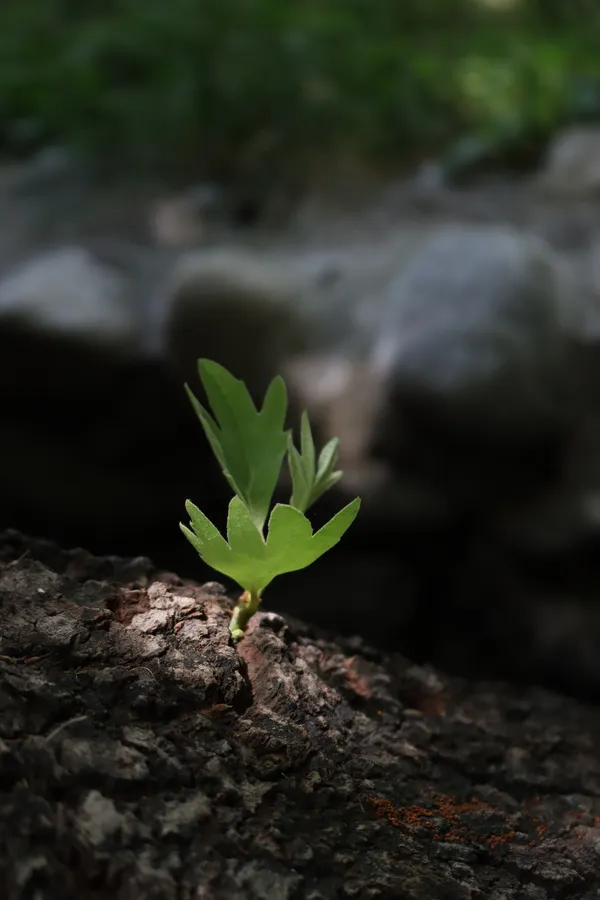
[537,126,600,197]
[0,244,148,413]
[0,246,139,351]
[154,246,316,399]
[370,224,577,447]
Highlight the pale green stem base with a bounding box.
[230,589,261,641]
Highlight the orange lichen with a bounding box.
[366,793,540,850]
[369,798,403,827]
[435,794,491,818]
[487,831,517,849]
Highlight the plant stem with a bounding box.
[229,588,261,641]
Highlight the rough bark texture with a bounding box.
[1,530,600,900]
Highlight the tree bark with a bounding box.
[1,529,600,899]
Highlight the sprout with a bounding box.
[181,360,360,640]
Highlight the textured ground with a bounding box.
[1,530,600,899]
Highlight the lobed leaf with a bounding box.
[288,437,312,512]
[180,499,234,577]
[186,359,289,531]
[288,412,344,513]
[264,498,361,577]
[181,494,361,597]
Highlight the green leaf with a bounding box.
[226,493,266,561]
[181,496,261,591]
[265,498,361,578]
[316,437,340,482]
[288,434,312,512]
[310,471,343,508]
[288,414,344,513]
[186,359,289,531]
[310,437,343,507]
[181,360,361,639]
[299,410,315,475]
[181,494,361,597]
[180,500,234,577]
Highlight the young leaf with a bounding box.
[181,500,234,569]
[265,498,361,579]
[181,496,263,592]
[288,412,344,513]
[316,437,340,482]
[181,495,361,598]
[288,435,312,513]
[299,409,315,475]
[312,437,343,505]
[186,359,289,531]
[181,360,362,640]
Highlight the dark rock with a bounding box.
[2,533,600,899]
[371,224,575,447]
[537,126,600,197]
[155,246,315,399]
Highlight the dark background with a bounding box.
[2,0,600,697]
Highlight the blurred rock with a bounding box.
[581,233,600,335]
[0,244,150,425]
[537,126,600,197]
[0,239,326,563]
[411,160,447,192]
[275,228,433,354]
[493,484,600,555]
[0,246,138,351]
[282,354,389,496]
[6,145,88,198]
[155,246,315,400]
[0,240,208,561]
[151,183,225,246]
[370,224,577,449]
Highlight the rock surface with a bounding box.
[370,224,575,445]
[3,531,600,900]
[155,246,315,397]
[0,246,138,350]
[537,126,600,197]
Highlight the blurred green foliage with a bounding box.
[0,0,599,179]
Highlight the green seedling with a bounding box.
[181,359,361,640]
